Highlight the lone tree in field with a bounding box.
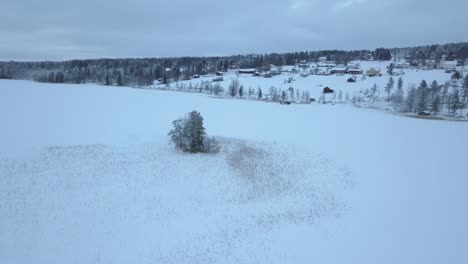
[169,111,220,153]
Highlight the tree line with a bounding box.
[351,75,468,117]
[1,42,467,87]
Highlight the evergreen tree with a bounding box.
[258,88,263,99]
[239,85,244,97]
[385,77,394,102]
[397,77,403,91]
[169,111,218,153]
[450,89,461,116]
[281,90,287,102]
[387,63,394,75]
[405,85,418,112]
[345,92,350,102]
[213,83,222,95]
[415,80,429,112]
[463,75,468,103]
[229,79,239,97]
[370,83,378,103]
[432,93,441,115]
[430,80,439,100]
[338,90,343,102]
[117,73,123,86]
[442,81,450,113]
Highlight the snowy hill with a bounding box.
[1,80,468,263]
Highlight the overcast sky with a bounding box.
[1,0,467,61]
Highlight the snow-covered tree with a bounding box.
[168,118,186,150]
[370,83,378,103]
[229,79,240,97]
[442,81,450,113]
[345,92,350,102]
[213,83,222,95]
[463,75,468,103]
[430,80,439,100]
[338,90,343,103]
[397,77,403,91]
[258,88,263,99]
[270,86,279,101]
[239,85,244,97]
[416,80,428,113]
[450,89,465,117]
[405,85,418,112]
[385,77,394,102]
[431,93,441,115]
[169,111,218,153]
[184,111,206,152]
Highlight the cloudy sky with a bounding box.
[1,0,467,61]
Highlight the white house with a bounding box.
[441,61,457,71]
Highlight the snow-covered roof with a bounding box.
[443,61,457,65]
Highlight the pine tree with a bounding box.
[184,111,206,152]
[442,81,450,113]
[370,83,378,103]
[338,90,343,103]
[405,85,418,112]
[450,89,461,116]
[281,90,287,102]
[213,83,222,95]
[258,88,263,99]
[397,77,403,91]
[463,75,468,103]
[432,93,441,115]
[169,111,218,153]
[345,92,350,102]
[229,79,239,97]
[430,80,439,100]
[416,80,428,113]
[385,77,394,102]
[239,85,244,97]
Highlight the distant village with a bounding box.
[231,54,464,81]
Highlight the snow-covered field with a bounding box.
[1,79,468,263]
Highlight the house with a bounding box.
[347,68,363,74]
[330,67,347,74]
[319,56,327,63]
[238,69,256,74]
[215,71,224,76]
[323,87,334,94]
[347,77,356,83]
[316,68,330,75]
[391,69,405,76]
[395,62,410,69]
[441,61,457,71]
[425,59,437,68]
[366,68,381,77]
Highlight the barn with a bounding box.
[238,69,256,74]
[347,69,363,74]
[330,67,347,74]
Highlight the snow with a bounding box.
[1,79,468,263]
[152,60,455,101]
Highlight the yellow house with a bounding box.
[366,68,381,77]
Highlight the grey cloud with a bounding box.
[1,0,467,60]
